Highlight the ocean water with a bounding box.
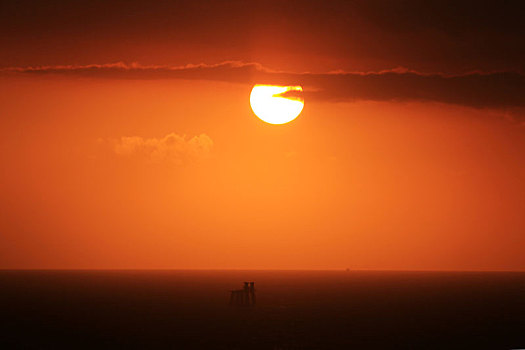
[0,270,524,349]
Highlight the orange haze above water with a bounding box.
[0,77,523,270]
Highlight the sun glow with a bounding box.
[250,85,304,124]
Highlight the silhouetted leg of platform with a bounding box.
[229,282,256,306]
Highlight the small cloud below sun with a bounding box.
[113,132,213,165]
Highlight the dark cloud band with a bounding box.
[2,62,524,109]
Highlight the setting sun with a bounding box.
[250,85,304,124]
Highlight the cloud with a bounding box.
[0,61,267,82]
[281,70,525,109]
[3,61,525,110]
[114,133,213,165]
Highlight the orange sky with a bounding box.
[1,1,524,270]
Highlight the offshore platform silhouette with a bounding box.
[229,282,256,306]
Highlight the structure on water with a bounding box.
[229,282,256,306]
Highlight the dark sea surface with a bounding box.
[0,270,524,349]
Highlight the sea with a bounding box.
[1,270,524,349]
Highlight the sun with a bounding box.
[250,85,304,124]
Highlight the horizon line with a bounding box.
[1,268,524,273]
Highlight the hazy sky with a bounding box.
[1,0,524,270]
